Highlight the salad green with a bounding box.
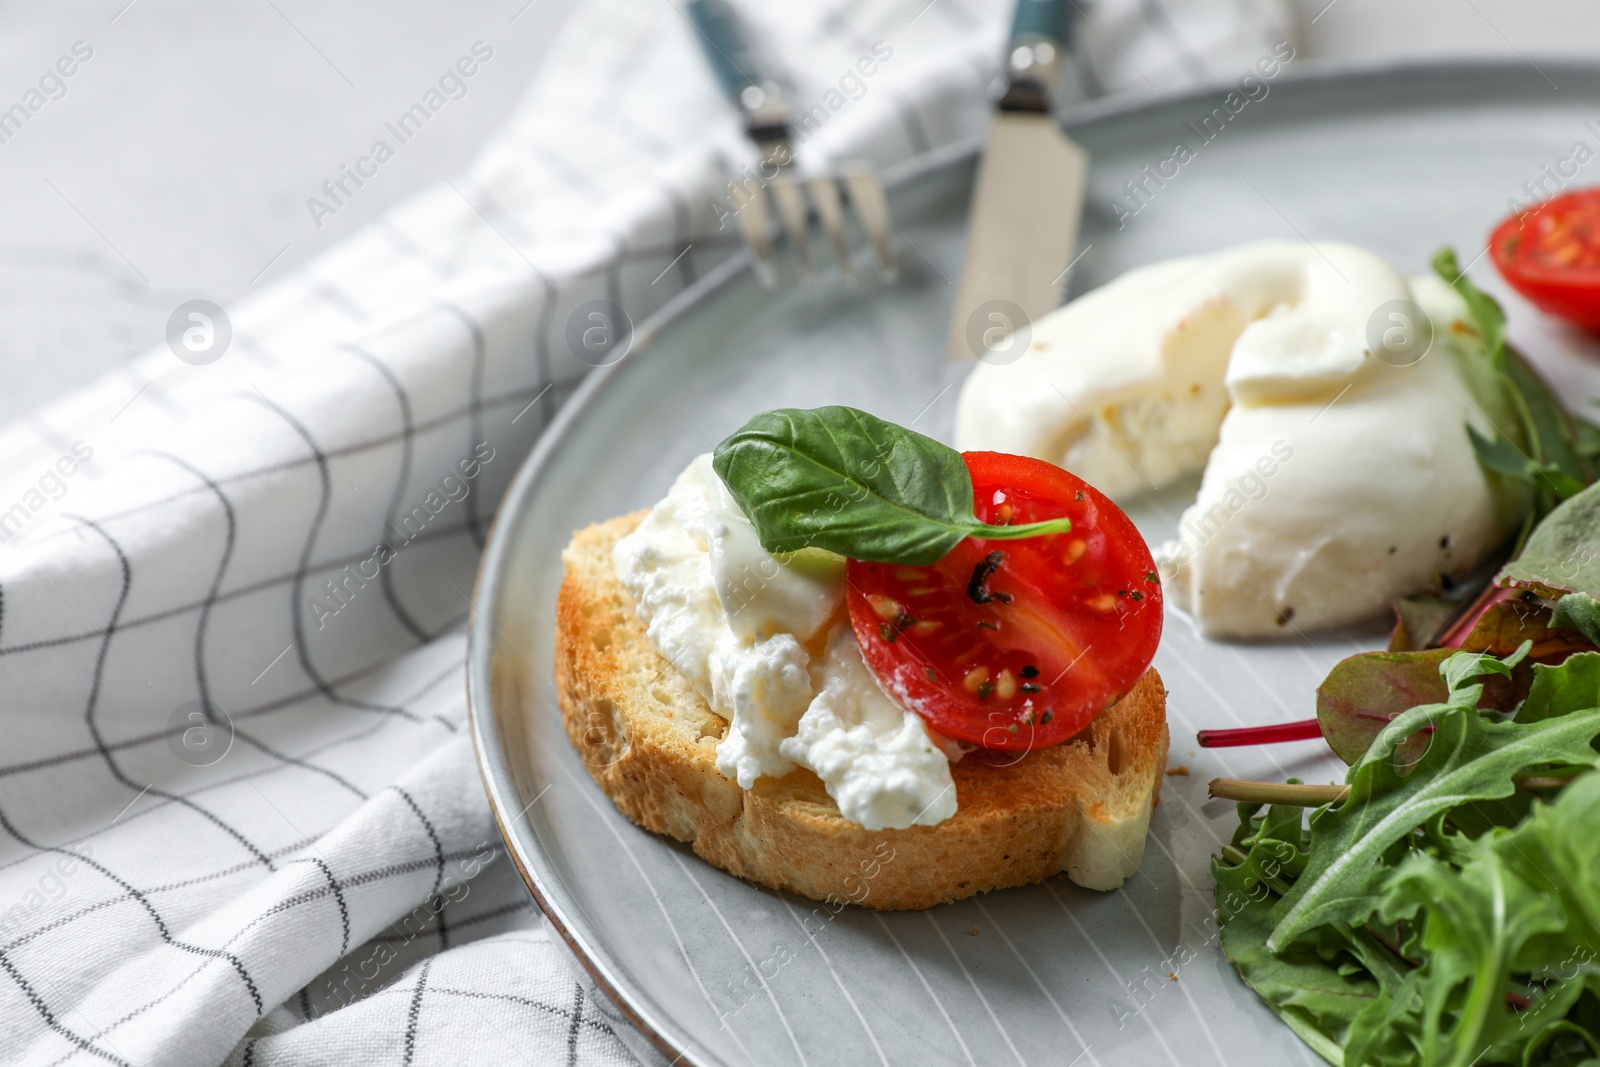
[1219,645,1600,1067]
[1436,247,1599,530]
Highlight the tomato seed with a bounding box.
[910,620,943,637]
[869,595,902,620]
[895,567,926,581]
[1086,593,1118,613]
[995,502,1015,524]
[994,669,1017,701]
[1064,540,1087,563]
[962,666,990,692]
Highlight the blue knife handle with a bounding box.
[1010,0,1073,47]
[687,0,763,103]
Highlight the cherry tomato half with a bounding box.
[1491,188,1600,330]
[846,452,1162,752]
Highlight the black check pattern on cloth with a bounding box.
[0,0,1291,1063]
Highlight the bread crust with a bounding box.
[555,512,1169,911]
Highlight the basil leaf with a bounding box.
[712,406,1072,565]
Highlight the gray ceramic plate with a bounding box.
[468,60,1600,1067]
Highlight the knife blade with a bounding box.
[947,0,1087,361]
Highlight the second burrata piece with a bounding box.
[956,241,1527,638]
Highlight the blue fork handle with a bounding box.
[686,0,764,103]
[1009,0,1074,47]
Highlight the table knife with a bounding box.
[947,0,1087,360]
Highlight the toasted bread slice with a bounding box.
[555,512,1169,911]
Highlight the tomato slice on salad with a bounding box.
[1491,188,1600,330]
[846,452,1162,752]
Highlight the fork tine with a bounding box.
[729,176,777,289]
[770,177,812,285]
[807,177,853,280]
[842,165,896,282]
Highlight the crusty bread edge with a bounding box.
[554,512,1169,910]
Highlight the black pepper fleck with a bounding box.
[968,551,1012,604]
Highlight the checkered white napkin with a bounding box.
[0,0,1293,1063]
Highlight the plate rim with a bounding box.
[465,54,1600,1067]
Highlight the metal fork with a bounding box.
[687,0,897,288]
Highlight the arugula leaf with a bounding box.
[1221,648,1600,1067]
[1502,346,1594,496]
[1518,652,1600,724]
[1268,697,1600,950]
[1394,774,1600,1067]
[1215,802,1413,1066]
[1379,844,1569,1067]
[712,406,1072,565]
[1469,424,1588,500]
[1434,246,1508,356]
[1513,770,1600,946]
[1215,872,1381,1065]
[1435,247,1596,514]
[1344,971,1428,1067]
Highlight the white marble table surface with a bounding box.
[1,0,1598,424]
